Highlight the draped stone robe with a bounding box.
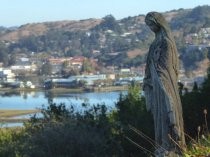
[143,32,185,155]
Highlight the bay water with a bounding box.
[0,90,124,127]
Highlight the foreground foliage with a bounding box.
[1,77,210,156]
[0,83,153,157]
[0,103,123,157]
[184,134,210,157]
[113,83,154,156]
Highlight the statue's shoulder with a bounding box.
[160,36,175,50]
[162,35,174,46]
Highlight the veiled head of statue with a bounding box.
[145,12,167,26]
[145,12,171,36]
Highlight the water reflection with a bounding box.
[0,91,37,98]
[0,122,23,128]
[0,91,126,127]
[0,91,124,110]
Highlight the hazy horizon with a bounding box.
[0,0,210,27]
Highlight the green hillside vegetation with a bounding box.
[170,5,210,34]
[0,5,210,68]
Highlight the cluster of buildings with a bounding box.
[0,54,145,89]
[184,27,210,45]
[44,74,144,89]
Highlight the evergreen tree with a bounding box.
[114,82,154,156]
[40,62,52,75]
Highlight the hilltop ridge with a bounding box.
[0,18,102,41]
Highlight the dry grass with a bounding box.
[127,48,147,59]
[0,19,102,41]
[0,110,39,118]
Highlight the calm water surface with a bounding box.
[0,91,125,127]
[0,91,124,111]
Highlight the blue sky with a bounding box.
[1,0,210,27]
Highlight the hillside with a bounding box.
[0,10,180,42]
[0,5,210,72]
[0,18,102,41]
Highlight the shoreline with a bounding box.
[0,86,129,93]
[0,109,39,118]
[0,109,39,123]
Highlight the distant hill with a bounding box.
[0,19,102,41]
[0,5,210,72]
[0,9,182,42]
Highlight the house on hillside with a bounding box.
[120,68,131,75]
[11,57,37,72]
[47,56,86,74]
[70,56,86,68]
[0,68,16,82]
[48,57,72,65]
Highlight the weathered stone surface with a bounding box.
[143,12,186,157]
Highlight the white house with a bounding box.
[0,68,16,82]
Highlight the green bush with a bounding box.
[113,82,154,156]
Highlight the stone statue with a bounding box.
[143,12,186,157]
